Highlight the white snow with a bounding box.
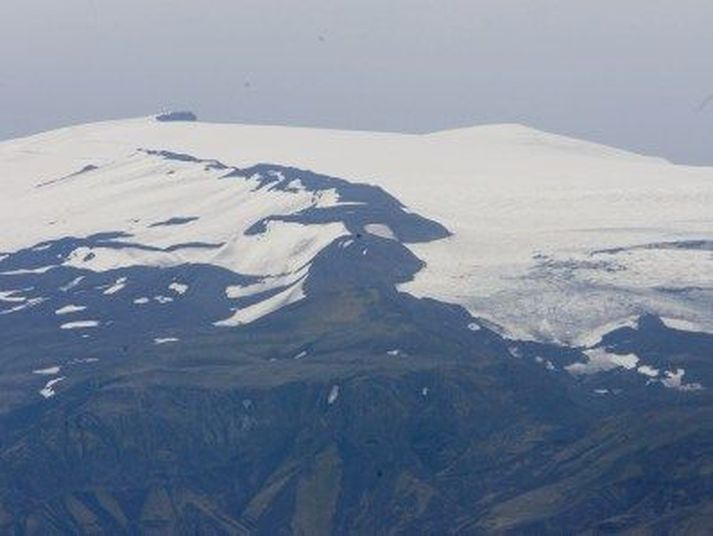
[60,320,100,330]
[0,290,27,303]
[566,349,639,375]
[33,366,61,375]
[59,276,84,291]
[0,297,45,315]
[1,117,712,339]
[637,365,660,378]
[327,385,340,405]
[575,317,640,348]
[214,275,306,326]
[168,282,189,295]
[39,377,65,398]
[661,369,704,391]
[54,304,86,315]
[1,266,55,275]
[364,223,396,240]
[154,337,179,344]
[68,357,99,364]
[103,277,127,295]
[660,317,708,333]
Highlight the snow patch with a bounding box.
[68,357,99,364]
[0,290,27,303]
[575,317,640,348]
[1,266,55,275]
[364,223,397,240]
[660,317,708,333]
[327,385,340,405]
[0,297,45,315]
[39,377,65,399]
[55,304,86,315]
[215,276,306,326]
[60,276,84,292]
[103,277,127,295]
[637,365,660,378]
[33,366,61,375]
[154,337,179,344]
[566,348,639,375]
[60,320,100,330]
[168,282,188,295]
[661,369,704,391]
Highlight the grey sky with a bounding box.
[1,0,711,164]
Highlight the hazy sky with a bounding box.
[1,1,711,164]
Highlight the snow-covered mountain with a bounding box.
[2,115,711,343]
[1,114,712,533]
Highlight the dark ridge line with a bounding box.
[149,217,200,228]
[35,164,99,189]
[594,239,713,255]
